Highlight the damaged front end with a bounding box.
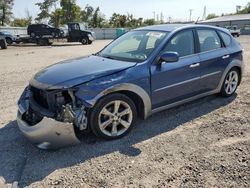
[17,86,88,149]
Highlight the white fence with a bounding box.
[0,26,129,39]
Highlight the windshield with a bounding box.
[99,30,168,62]
[79,23,86,30]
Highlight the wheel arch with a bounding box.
[217,59,244,92]
[85,83,152,119]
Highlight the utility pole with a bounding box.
[189,9,193,22]
[168,16,172,23]
[202,6,206,20]
[236,5,241,13]
[160,12,164,23]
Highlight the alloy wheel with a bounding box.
[224,70,239,95]
[98,100,133,137]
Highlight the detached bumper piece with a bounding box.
[17,87,81,149]
[17,116,80,149]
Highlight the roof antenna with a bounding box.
[195,17,200,24]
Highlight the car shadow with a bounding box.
[0,94,237,187]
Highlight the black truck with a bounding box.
[16,23,95,46]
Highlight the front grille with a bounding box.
[30,86,49,109]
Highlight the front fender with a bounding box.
[74,69,152,119]
[76,83,151,119]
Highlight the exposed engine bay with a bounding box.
[17,86,88,149]
[23,86,88,130]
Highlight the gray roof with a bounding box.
[135,24,188,32]
[135,24,227,32]
[200,14,250,23]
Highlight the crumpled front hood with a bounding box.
[31,55,136,89]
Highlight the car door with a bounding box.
[40,24,49,35]
[68,23,81,41]
[196,28,230,92]
[151,29,201,109]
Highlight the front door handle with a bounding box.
[189,63,200,68]
[222,55,230,59]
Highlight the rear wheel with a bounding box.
[37,38,49,46]
[89,94,137,140]
[220,68,240,97]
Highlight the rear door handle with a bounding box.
[189,63,200,68]
[222,55,230,59]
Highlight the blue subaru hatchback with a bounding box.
[17,24,244,149]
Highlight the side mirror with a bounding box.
[158,52,179,64]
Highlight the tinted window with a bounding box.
[197,29,221,52]
[163,30,194,57]
[219,31,231,47]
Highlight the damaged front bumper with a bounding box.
[17,87,82,149]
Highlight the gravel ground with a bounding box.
[0,37,249,188]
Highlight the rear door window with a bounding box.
[197,29,222,52]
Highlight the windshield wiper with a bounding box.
[92,53,115,60]
[103,55,115,60]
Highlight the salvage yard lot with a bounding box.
[0,37,249,187]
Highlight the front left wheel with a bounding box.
[81,37,88,45]
[89,94,137,140]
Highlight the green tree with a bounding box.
[0,0,14,26]
[206,13,218,20]
[90,7,105,28]
[49,8,63,27]
[237,2,250,14]
[81,4,94,23]
[60,0,81,23]
[126,14,143,28]
[109,13,127,27]
[12,9,32,27]
[12,18,31,27]
[35,0,58,22]
[143,19,156,26]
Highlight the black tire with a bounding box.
[0,39,7,49]
[5,37,13,45]
[37,38,49,46]
[89,93,137,140]
[88,40,93,45]
[220,68,240,97]
[81,37,88,45]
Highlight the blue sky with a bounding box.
[13,0,250,21]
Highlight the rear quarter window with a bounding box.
[218,31,231,47]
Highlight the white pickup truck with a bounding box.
[225,26,241,37]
